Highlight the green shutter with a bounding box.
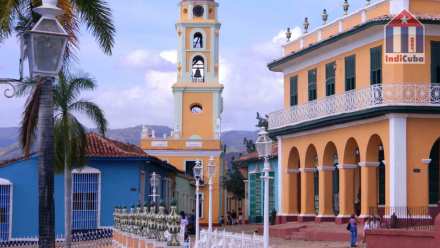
[308,69,317,101]
[326,62,336,96]
[345,55,356,91]
[370,46,382,85]
[290,76,298,106]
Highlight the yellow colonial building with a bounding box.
[268,0,440,223]
[140,0,223,225]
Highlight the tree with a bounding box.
[53,73,107,248]
[223,164,245,200]
[3,1,114,247]
[18,73,107,247]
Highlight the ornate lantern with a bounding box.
[23,0,68,79]
[322,9,328,25]
[167,205,181,247]
[303,17,310,33]
[256,127,273,159]
[193,160,203,182]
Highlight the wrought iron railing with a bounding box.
[0,228,113,248]
[269,83,440,130]
[198,229,263,248]
[368,207,434,231]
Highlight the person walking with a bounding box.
[362,217,371,246]
[180,211,188,240]
[348,214,358,247]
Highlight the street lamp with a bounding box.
[256,127,273,248]
[193,160,203,247]
[24,0,68,78]
[207,156,216,233]
[150,172,161,204]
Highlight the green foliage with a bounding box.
[0,0,115,58]
[223,165,245,200]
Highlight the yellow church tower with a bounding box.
[141,0,223,225]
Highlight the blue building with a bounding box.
[0,133,193,240]
[234,145,278,224]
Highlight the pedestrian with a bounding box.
[238,208,243,224]
[231,211,237,225]
[362,217,371,245]
[180,211,188,240]
[347,214,358,247]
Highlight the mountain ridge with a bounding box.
[0,126,257,161]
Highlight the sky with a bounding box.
[0,0,370,131]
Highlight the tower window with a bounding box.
[193,32,203,49]
[193,5,204,17]
[192,56,205,83]
[190,104,203,114]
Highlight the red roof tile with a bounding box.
[234,144,278,163]
[86,133,149,158]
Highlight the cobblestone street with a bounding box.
[216,224,349,248]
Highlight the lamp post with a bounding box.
[21,1,68,247]
[150,172,161,204]
[256,127,273,248]
[193,160,203,247]
[207,156,216,233]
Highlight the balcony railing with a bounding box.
[269,83,440,130]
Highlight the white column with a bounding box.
[277,137,283,215]
[208,176,213,232]
[390,0,410,15]
[188,3,193,19]
[173,91,183,138]
[195,180,200,247]
[389,114,407,209]
[262,157,270,248]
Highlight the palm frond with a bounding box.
[19,77,43,156]
[69,100,107,136]
[58,0,79,66]
[72,0,115,55]
[66,74,96,102]
[0,0,20,41]
[53,114,87,173]
[14,78,36,97]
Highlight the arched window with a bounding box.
[193,32,203,49]
[429,139,440,204]
[192,56,205,83]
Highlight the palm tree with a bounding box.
[2,1,114,247]
[53,73,107,248]
[18,73,107,247]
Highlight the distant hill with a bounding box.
[0,126,257,161]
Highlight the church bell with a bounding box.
[194,68,202,78]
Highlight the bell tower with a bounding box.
[140,0,224,225]
[173,0,223,140]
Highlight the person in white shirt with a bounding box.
[363,217,371,245]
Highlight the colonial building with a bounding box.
[268,0,440,223]
[0,133,193,240]
[140,0,224,225]
[234,145,279,224]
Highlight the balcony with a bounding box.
[269,83,440,131]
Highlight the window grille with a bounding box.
[0,180,11,241]
[72,169,100,230]
[308,69,317,101]
[290,76,298,106]
[370,46,382,85]
[326,62,336,96]
[345,55,356,91]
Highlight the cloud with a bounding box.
[78,30,288,131]
[120,49,175,71]
[159,50,177,65]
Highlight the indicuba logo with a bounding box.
[384,9,425,64]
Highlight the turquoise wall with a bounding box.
[246,157,278,223]
[0,156,175,238]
